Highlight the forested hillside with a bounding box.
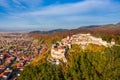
[18,44,120,80]
[18,33,120,80]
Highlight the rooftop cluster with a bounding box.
[0,33,45,80]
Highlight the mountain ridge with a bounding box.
[29,22,120,35]
[29,29,69,34]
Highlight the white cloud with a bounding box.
[12,0,27,9]
[15,0,117,17]
[6,0,120,18]
[0,0,9,8]
[19,1,103,16]
[0,0,120,30]
[20,0,43,8]
[12,0,21,5]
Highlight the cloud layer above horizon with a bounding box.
[0,0,120,31]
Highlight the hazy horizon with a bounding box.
[0,0,120,31]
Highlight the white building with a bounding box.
[70,33,109,48]
[51,44,67,63]
[111,38,115,45]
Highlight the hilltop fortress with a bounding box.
[48,33,115,65]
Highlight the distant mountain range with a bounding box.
[29,22,120,35]
[29,29,68,34]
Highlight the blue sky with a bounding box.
[0,0,120,31]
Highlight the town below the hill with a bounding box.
[0,33,47,80]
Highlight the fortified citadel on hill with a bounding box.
[47,33,115,65]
